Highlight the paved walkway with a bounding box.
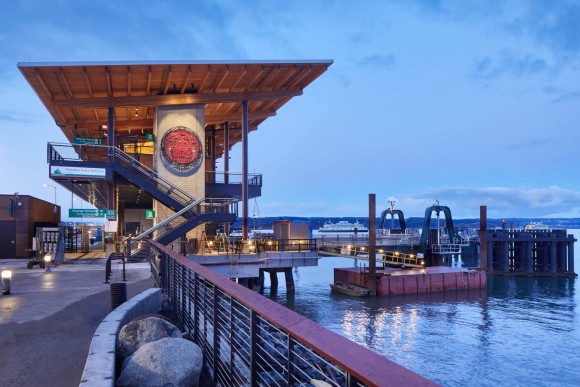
[0,251,155,386]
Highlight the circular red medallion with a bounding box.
[160,126,203,176]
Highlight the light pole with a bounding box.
[44,184,57,213]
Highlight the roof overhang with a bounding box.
[18,60,333,157]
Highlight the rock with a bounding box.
[311,379,332,387]
[117,316,181,360]
[117,337,203,387]
[259,371,285,386]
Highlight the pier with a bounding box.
[484,228,576,277]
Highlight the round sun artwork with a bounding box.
[159,126,203,176]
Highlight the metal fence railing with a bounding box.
[148,240,436,387]
[205,171,262,186]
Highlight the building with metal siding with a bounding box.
[0,194,60,259]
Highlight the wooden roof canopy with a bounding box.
[18,60,333,157]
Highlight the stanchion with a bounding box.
[110,282,127,309]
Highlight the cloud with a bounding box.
[261,201,331,217]
[388,186,580,218]
[406,0,580,60]
[359,54,396,67]
[507,1,580,55]
[258,186,580,219]
[504,138,551,151]
[551,90,580,104]
[472,53,549,80]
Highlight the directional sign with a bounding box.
[69,209,116,218]
[145,210,155,219]
[145,133,155,141]
[74,136,103,145]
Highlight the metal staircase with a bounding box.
[126,197,237,261]
[110,147,195,212]
[47,143,238,261]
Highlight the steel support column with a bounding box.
[107,107,115,148]
[211,127,217,178]
[224,122,230,236]
[224,122,230,184]
[568,240,575,274]
[242,101,249,240]
[368,193,376,296]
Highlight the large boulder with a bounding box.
[117,316,181,360]
[117,337,203,387]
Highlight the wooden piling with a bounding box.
[369,194,377,296]
[479,206,487,270]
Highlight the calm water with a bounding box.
[263,230,580,386]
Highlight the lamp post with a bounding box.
[44,184,57,213]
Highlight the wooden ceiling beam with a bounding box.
[83,67,94,96]
[146,66,152,96]
[206,109,276,124]
[73,119,153,131]
[245,66,266,91]
[286,65,312,89]
[179,65,192,94]
[127,66,132,96]
[162,66,172,95]
[198,65,212,92]
[105,68,113,97]
[52,89,303,108]
[230,65,247,91]
[58,68,74,98]
[213,65,230,91]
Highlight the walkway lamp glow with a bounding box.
[44,255,52,272]
[2,269,12,295]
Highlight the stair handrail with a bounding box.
[110,147,195,207]
[127,197,238,257]
[134,198,205,241]
[47,142,196,208]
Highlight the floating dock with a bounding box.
[334,266,487,296]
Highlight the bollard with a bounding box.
[44,255,52,273]
[110,282,127,309]
[1,269,12,295]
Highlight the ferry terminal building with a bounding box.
[18,60,332,253]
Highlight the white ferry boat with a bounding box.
[319,220,368,233]
[524,222,550,231]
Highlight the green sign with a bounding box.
[69,209,116,218]
[145,210,155,219]
[74,136,103,145]
[145,133,155,141]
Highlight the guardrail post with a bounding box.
[193,272,199,344]
[212,287,219,381]
[250,310,258,386]
[287,336,294,386]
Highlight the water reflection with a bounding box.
[260,248,580,386]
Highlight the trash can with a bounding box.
[110,282,127,309]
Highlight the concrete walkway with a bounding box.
[0,252,155,387]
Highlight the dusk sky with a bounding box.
[1,1,579,219]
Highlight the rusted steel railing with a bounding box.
[148,240,436,387]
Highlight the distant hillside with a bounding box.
[233,216,580,230]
